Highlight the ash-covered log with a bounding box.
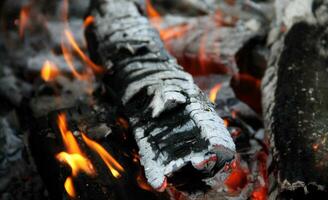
[262,0,328,198]
[86,0,236,193]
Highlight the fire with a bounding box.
[56,113,95,198]
[251,187,267,200]
[41,60,59,81]
[18,6,30,38]
[64,177,76,198]
[82,133,124,178]
[83,16,95,28]
[145,0,161,19]
[209,83,222,103]
[56,152,95,177]
[64,29,104,73]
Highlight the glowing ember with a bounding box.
[313,143,319,151]
[251,187,267,200]
[82,133,124,178]
[64,29,104,73]
[41,60,59,81]
[83,16,95,28]
[18,6,30,38]
[56,113,95,198]
[209,84,222,103]
[136,173,153,191]
[224,164,248,194]
[64,176,76,198]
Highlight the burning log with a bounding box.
[145,8,268,76]
[86,0,236,193]
[262,0,328,198]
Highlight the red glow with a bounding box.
[224,161,248,193]
[251,187,267,200]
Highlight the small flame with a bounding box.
[83,16,95,28]
[64,29,104,73]
[41,60,59,81]
[57,113,82,154]
[61,40,88,80]
[56,152,95,177]
[81,133,124,178]
[19,6,30,38]
[209,84,222,103]
[145,0,161,19]
[56,113,95,198]
[313,143,319,151]
[64,177,76,198]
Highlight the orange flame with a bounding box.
[146,0,161,19]
[64,29,104,73]
[64,177,76,198]
[83,16,95,28]
[61,40,89,80]
[41,60,59,81]
[81,133,124,178]
[56,113,95,198]
[209,83,222,103]
[19,6,30,38]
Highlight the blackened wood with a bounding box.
[86,0,235,193]
[262,1,328,198]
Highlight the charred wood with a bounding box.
[86,0,236,193]
[262,0,328,198]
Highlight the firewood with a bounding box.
[262,0,328,198]
[86,0,236,193]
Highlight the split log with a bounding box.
[262,0,328,198]
[86,0,236,193]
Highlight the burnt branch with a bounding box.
[86,0,236,193]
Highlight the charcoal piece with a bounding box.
[0,76,32,106]
[262,1,328,198]
[0,114,45,200]
[86,0,235,193]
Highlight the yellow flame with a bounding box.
[56,113,95,198]
[56,152,95,177]
[64,176,76,198]
[209,84,222,103]
[41,60,59,81]
[82,133,124,178]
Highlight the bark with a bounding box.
[86,0,236,193]
[262,0,328,198]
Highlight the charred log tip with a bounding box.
[166,147,235,194]
[276,181,328,200]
